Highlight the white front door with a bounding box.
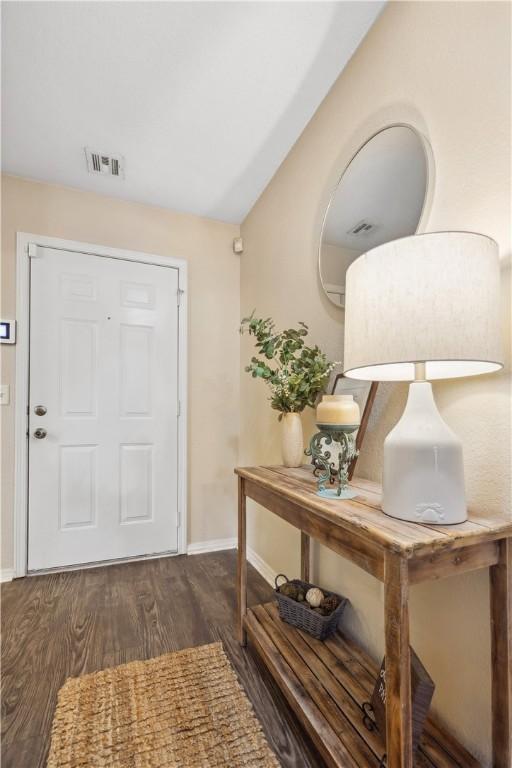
[28,245,180,571]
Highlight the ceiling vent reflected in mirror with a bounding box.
[319,125,431,308]
[348,220,378,237]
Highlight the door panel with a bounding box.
[120,323,153,415]
[59,445,97,529]
[28,246,180,571]
[120,444,153,523]
[60,319,98,416]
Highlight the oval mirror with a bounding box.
[319,125,430,307]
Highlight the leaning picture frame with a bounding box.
[331,374,379,479]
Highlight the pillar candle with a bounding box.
[316,395,360,426]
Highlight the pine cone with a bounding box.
[319,595,340,615]
[279,583,299,601]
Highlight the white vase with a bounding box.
[281,412,304,468]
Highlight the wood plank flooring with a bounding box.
[1,551,322,768]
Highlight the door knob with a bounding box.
[34,405,47,416]
[33,428,47,439]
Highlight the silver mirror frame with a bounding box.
[318,122,435,309]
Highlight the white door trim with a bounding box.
[14,232,188,577]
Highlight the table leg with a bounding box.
[490,538,511,768]
[384,552,413,768]
[301,532,310,582]
[237,476,247,646]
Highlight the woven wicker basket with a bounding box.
[274,574,348,641]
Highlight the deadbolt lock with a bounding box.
[34,405,47,416]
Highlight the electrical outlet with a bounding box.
[0,384,10,405]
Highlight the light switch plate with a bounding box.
[0,384,10,405]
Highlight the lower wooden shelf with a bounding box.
[244,603,480,768]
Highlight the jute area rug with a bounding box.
[47,642,280,768]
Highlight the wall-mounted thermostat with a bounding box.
[0,320,16,344]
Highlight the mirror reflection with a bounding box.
[319,125,429,307]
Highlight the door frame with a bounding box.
[14,232,188,577]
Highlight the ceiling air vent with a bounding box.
[347,219,377,237]
[85,148,125,178]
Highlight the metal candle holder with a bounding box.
[305,423,359,499]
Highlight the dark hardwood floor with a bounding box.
[1,550,322,767]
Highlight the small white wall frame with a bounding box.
[14,233,188,577]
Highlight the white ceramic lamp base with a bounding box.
[382,381,467,525]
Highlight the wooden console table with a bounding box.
[235,465,512,768]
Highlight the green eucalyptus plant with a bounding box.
[240,312,336,418]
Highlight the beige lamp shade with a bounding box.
[343,232,503,381]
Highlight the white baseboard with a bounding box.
[187,537,237,556]
[247,546,277,587]
[1,569,15,583]
[2,544,275,586]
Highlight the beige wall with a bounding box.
[240,2,511,764]
[1,174,240,568]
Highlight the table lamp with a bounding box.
[343,232,503,525]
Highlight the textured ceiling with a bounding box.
[2,1,384,223]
